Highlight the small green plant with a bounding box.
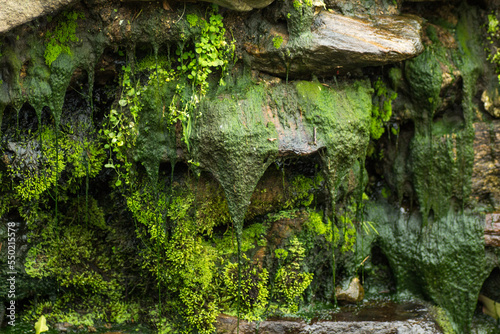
[273,237,313,312]
[293,0,303,10]
[339,215,357,253]
[34,315,48,334]
[186,13,199,27]
[272,35,284,49]
[486,12,500,83]
[183,7,235,91]
[102,65,141,186]
[223,255,270,321]
[128,183,220,334]
[44,11,84,66]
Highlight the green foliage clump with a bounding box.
[23,196,136,327]
[178,6,235,92]
[186,14,199,27]
[486,12,500,84]
[103,6,235,182]
[370,78,397,140]
[214,223,268,256]
[302,210,333,242]
[195,182,231,236]
[223,255,270,321]
[103,64,141,186]
[272,35,284,49]
[6,127,104,201]
[292,0,312,10]
[44,11,84,66]
[338,215,357,253]
[285,174,321,209]
[273,237,313,312]
[127,183,220,334]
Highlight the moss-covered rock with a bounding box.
[367,201,492,333]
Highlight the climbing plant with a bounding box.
[102,4,235,183]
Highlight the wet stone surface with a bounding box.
[216,302,442,333]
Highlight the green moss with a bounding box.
[368,203,492,333]
[223,255,270,321]
[214,223,268,256]
[195,181,232,236]
[302,210,333,242]
[431,305,455,334]
[388,67,402,91]
[403,7,482,225]
[127,181,221,334]
[22,194,134,327]
[286,0,315,40]
[370,78,397,141]
[6,127,104,202]
[44,12,84,67]
[273,237,313,313]
[285,174,316,208]
[405,47,443,121]
[295,79,371,223]
[191,82,280,286]
[272,35,284,49]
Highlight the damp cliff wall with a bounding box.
[0,0,499,333]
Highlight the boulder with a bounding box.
[485,213,500,247]
[0,0,77,34]
[335,277,365,304]
[245,11,424,77]
[481,88,500,118]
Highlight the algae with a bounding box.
[0,1,497,333]
[396,5,484,226]
[367,201,492,333]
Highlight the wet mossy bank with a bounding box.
[0,0,499,333]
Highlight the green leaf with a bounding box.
[119,99,127,107]
[115,179,122,187]
[35,315,49,334]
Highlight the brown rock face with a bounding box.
[246,11,424,77]
[485,213,500,247]
[0,0,77,33]
[471,122,500,210]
